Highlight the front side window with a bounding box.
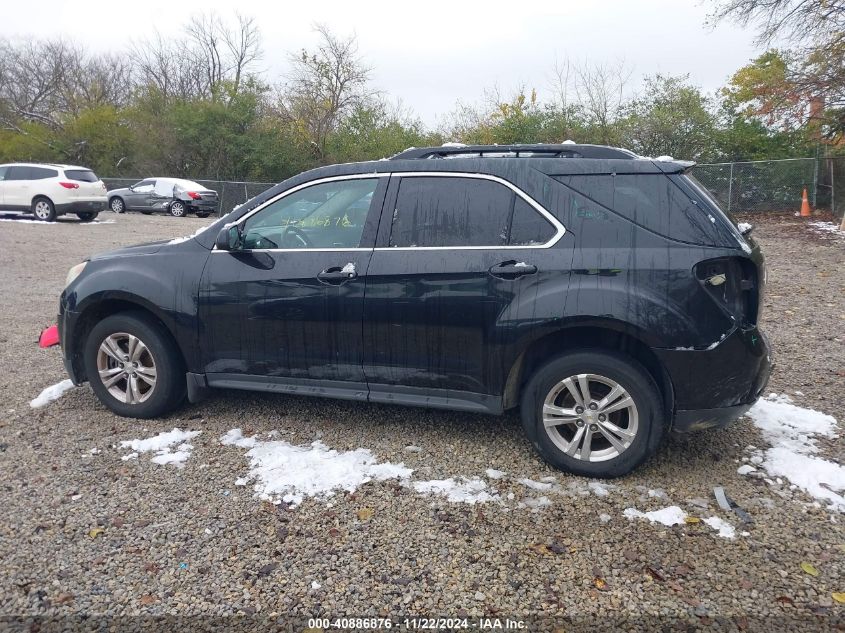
[0,166,7,180]
[133,180,155,192]
[6,166,30,181]
[241,178,378,250]
[390,176,554,248]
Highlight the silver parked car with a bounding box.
[107,178,219,217]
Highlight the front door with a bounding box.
[126,180,155,210]
[199,175,387,391]
[363,174,565,407]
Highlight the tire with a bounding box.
[520,349,664,478]
[169,201,187,217]
[32,197,56,222]
[195,212,210,218]
[76,212,98,222]
[109,197,125,213]
[83,311,186,418]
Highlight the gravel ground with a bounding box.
[0,210,843,631]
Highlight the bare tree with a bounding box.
[711,0,845,45]
[574,60,632,143]
[131,11,262,101]
[282,24,376,158]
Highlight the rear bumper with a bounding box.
[654,325,772,433]
[187,201,218,212]
[56,199,107,214]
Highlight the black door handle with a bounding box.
[489,261,537,279]
[317,265,357,285]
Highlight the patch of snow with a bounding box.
[30,379,75,408]
[222,431,412,506]
[412,477,498,504]
[737,464,757,475]
[485,468,507,480]
[655,155,675,162]
[746,394,844,511]
[441,142,467,148]
[737,222,752,233]
[623,505,687,527]
[647,488,668,500]
[120,428,201,468]
[404,445,422,453]
[588,481,614,497]
[311,581,321,589]
[808,221,845,238]
[562,139,576,145]
[121,452,138,461]
[341,262,356,274]
[520,496,552,510]
[703,516,736,539]
[220,428,258,449]
[513,261,530,268]
[518,478,553,491]
[706,332,728,350]
[599,513,612,523]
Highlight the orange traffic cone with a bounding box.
[800,187,812,217]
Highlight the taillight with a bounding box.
[695,257,759,325]
[59,182,79,189]
[187,191,202,200]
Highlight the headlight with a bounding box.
[65,262,87,287]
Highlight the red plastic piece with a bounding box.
[39,324,59,348]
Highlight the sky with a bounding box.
[1,0,770,129]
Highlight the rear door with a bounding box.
[362,173,565,405]
[199,175,387,389]
[4,166,32,208]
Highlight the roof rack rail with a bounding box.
[390,144,638,160]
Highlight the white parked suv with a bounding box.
[0,163,108,222]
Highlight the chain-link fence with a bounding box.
[104,158,845,220]
[101,178,275,217]
[693,157,844,218]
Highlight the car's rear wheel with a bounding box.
[32,197,56,222]
[83,312,185,418]
[520,350,664,477]
[76,212,98,222]
[109,197,125,213]
[169,201,187,217]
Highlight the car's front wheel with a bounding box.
[520,350,664,478]
[109,197,125,213]
[169,201,187,217]
[83,312,185,418]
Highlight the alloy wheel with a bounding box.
[541,373,639,462]
[34,201,52,220]
[110,198,124,213]
[170,202,185,217]
[96,332,157,404]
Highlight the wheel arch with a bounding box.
[70,295,186,383]
[502,322,674,421]
[31,194,54,206]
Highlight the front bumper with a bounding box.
[654,325,771,433]
[58,293,84,384]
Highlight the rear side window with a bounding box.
[64,169,98,182]
[390,176,555,248]
[555,174,720,245]
[28,167,58,180]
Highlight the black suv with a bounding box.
[57,144,770,477]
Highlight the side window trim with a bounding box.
[212,172,565,252]
[376,172,565,251]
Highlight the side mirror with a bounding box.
[128,185,135,191]
[215,225,242,251]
